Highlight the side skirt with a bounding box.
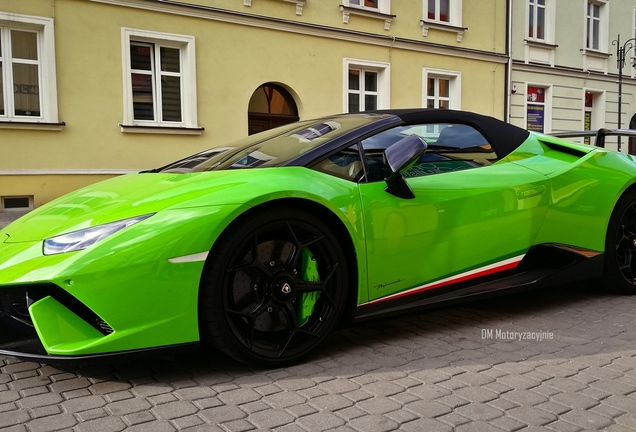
[354,244,604,322]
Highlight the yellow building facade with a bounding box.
[0,0,509,209]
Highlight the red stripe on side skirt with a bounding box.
[364,255,524,306]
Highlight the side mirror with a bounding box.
[384,135,427,199]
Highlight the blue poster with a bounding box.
[527,104,544,133]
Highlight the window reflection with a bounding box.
[290,122,340,142]
[11,31,37,60]
[349,0,379,8]
[9,30,40,117]
[12,63,40,116]
[160,47,180,73]
[157,115,380,173]
[130,44,152,70]
[230,150,275,169]
[161,75,182,122]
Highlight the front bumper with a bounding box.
[0,281,202,363]
[0,205,245,361]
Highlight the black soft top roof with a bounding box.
[368,109,530,159]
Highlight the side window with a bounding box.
[359,123,496,181]
[312,144,364,181]
[406,124,496,177]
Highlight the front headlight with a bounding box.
[43,214,153,255]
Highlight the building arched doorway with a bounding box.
[248,83,299,135]
[630,114,636,155]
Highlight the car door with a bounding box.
[357,123,551,306]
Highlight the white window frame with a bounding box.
[0,12,58,125]
[422,68,461,110]
[528,0,546,40]
[585,0,609,52]
[343,58,390,113]
[121,28,198,133]
[423,0,462,26]
[527,0,556,43]
[524,0,556,67]
[525,83,552,133]
[343,0,391,14]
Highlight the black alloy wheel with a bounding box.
[604,191,636,294]
[199,207,348,366]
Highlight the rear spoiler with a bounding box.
[549,128,636,148]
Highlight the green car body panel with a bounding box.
[2,109,636,363]
[0,169,367,355]
[360,137,636,305]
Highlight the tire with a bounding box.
[199,206,349,366]
[603,190,636,294]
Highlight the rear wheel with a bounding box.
[603,191,636,294]
[199,207,348,366]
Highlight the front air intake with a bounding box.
[26,284,113,336]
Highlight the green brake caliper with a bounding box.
[297,248,321,327]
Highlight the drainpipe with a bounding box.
[504,0,512,123]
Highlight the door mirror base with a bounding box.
[384,135,427,199]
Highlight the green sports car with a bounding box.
[2,109,636,366]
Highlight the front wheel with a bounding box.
[199,207,349,366]
[603,191,636,294]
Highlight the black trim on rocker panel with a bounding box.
[354,244,604,321]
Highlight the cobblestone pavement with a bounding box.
[0,211,28,229]
[1,212,636,431]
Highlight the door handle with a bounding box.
[517,185,546,199]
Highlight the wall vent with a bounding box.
[1,196,34,212]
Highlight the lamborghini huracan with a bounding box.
[2,109,636,366]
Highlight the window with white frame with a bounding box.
[0,13,58,124]
[424,0,462,26]
[344,0,391,14]
[122,28,198,130]
[344,59,390,113]
[423,69,461,110]
[348,69,378,112]
[526,0,557,47]
[586,1,608,51]
[587,2,600,49]
[349,0,379,9]
[426,77,449,109]
[528,0,546,40]
[427,0,450,23]
[340,0,393,29]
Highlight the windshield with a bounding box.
[156,114,386,173]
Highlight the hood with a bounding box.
[2,169,310,243]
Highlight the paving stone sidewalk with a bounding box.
[0,211,28,229]
[1,210,636,431]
